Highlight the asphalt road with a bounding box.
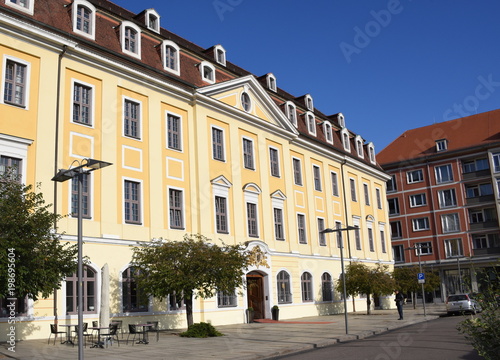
[275,315,483,360]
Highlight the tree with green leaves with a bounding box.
[336,262,395,314]
[131,234,267,326]
[0,172,78,306]
[393,266,440,308]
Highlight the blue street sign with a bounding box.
[418,272,425,283]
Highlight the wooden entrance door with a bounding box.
[247,273,264,319]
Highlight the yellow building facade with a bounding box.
[0,0,391,340]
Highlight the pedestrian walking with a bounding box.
[395,290,404,320]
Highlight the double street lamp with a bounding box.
[320,225,358,335]
[52,158,111,360]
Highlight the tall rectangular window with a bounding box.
[4,59,27,107]
[390,221,402,239]
[243,138,254,170]
[215,196,228,233]
[269,148,280,177]
[297,214,307,244]
[318,218,326,246]
[247,203,258,237]
[336,221,342,248]
[380,230,386,253]
[493,153,500,173]
[293,158,302,185]
[124,99,140,139]
[167,113,181,150]
[368,228,374,252]
[73,82,92,125]
[392,245,405,263]
[313,165,322,191]
[71,173,90,218]
[350,178,357,201]
[76,4,92,34]
[445,239,463,258]
[363,183,370,205]
[388,198,400,215]
[124,27,137,53]
[331,172,339,196]
[376,188,382,209]
[355,227,361,250]
[169,189,184,229]
[438,189,457,208]
[441,213,460,233]
[212,127,225,161]
[124,180,141,224]
[387,175,397,192]
[274,208,284,240]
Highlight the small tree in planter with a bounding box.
[246,307,254,323]
[271,305,279,321]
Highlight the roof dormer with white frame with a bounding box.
[145,9,160,33]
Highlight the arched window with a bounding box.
[321,273,333,301]
[199,61,216,84]
[122,266,149,312]
[162,40,180,75]
[301,272,313,302]
[277,270,292,304]
[66,265,97,314]
[120,21,141,58]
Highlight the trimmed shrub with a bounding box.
[179,322,224,338]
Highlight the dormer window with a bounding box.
[241,92,251,112]
[161,40,180,76]
[267,73,277,92]
[145,9,160,32]
[368,142,376,164]
[323,121,333,144]
[305,94,313,111]
[72,0,96,39]
[214,45,226,66]
[6,0,34,15]
[341,128,350,151]
[337,113,345,128]
[286,101,297,127]
[306,112,316,136]
[199,61,215,84]
[120,21,141,59]
[436,139,448,152]
[355,135,364,158]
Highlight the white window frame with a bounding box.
[122,177,144,225]
[355,135,364,158]
[167,185,185,230]
[412,217,429,231]
[242,137,255,170]
[161,40,180,76]
[211,125,226,162]
[297,212,307,244]
[212,176,232,234]
[416,242,432,255]
[285,101,297,127]
[122,95,142,140]
[269,146,280,177]
[272,192,286,241]
[244,187,260,238]
[240,91,252,112]
[5,0,34,14]
[0,133,32,184]
[435,164,453,183]
[341,128,350,152]
[70,78,95,128]
[445,238,463,258]
[436,139,448,152]
[267,73,276,92]
[367,142,376,164]
[1,55,31,109]
[350,178,357,202]
[166,110,183,152]
[72,0,96,40]
[214,45,226,66]
[120,21,142,59]
[331,171,339,197]
[317,217,326,246]
[313,164,322,192]
[305,94,313,111]
[492,153,500,173]
[438,188,457,208]
[323,121,333,144]
[441,213,460,233]
[199,61,216,84]
[409,193,427,207]
[363,183,370,206]
[407,169,423,183]
[145,9,160,32]
[306,112,316,136]
[376,188,382,209]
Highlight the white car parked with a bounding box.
[446,294,481,315]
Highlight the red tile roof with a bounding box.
[377,109,500,166]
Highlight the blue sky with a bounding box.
[115,0,500,153]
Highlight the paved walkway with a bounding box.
[0,304,449,360]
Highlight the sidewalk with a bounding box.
[0,304,446,360]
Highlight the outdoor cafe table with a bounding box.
[89,326,109,348]
[59,324,75,345]
[135,324,153,344]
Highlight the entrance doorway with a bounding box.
[246,272,265,319]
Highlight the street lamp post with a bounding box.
[405,244,427,317]
[52,158,111,360]
[320,225,358,335]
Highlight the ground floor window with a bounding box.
[217,291,237,307]
[277,270,292,304]
[66,265,97,314]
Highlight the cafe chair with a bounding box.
[101,324,120,347]
[48,324,65,345]
[111,319,124,338]
[146,321,160,342]
[72,322,93,347]
[126,324,145,345]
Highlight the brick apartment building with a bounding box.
[378,109,500,301]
